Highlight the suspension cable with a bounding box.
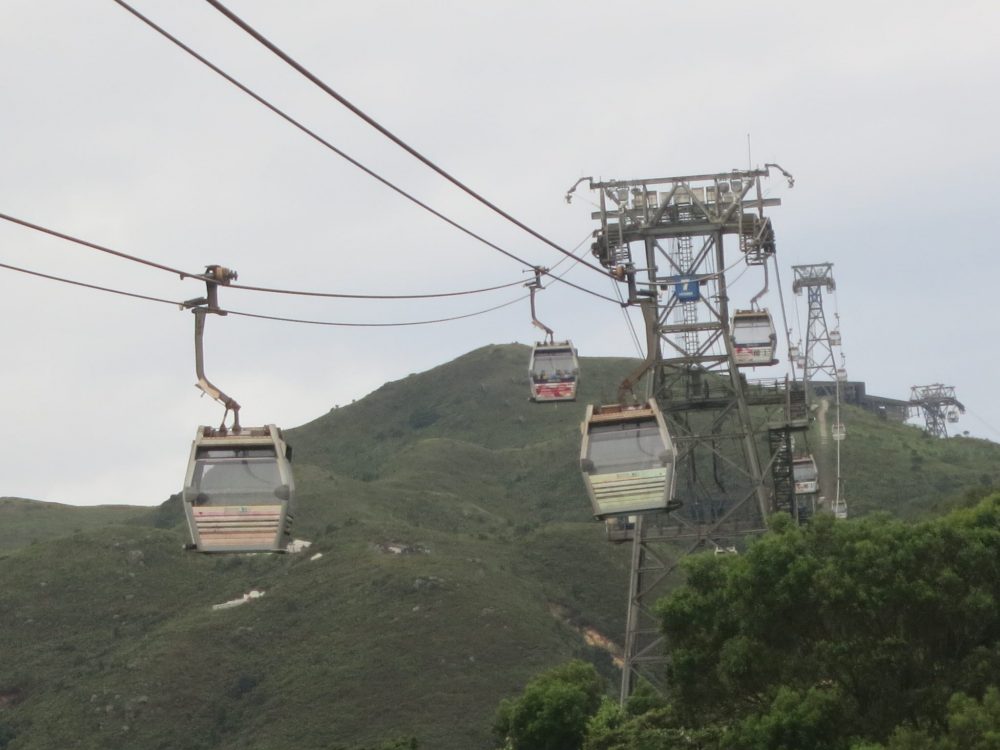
[0,208,526,300]
[0,260,529,327]
[199,0,614,278]
[0,211,192,278]
[112,0,620,304]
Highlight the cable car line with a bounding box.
[615,285,644,358]
[0,259,530,327]
[0,208,543,301]
[0,260,182,306]
[222,295,526,328]
[0,210,193,279]
[110,0,539,269]
[198,0,615,280]
[112,0,615,302]
[227,277,524,300]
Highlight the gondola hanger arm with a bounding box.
[182,265,242,431]
[526,267,554,345]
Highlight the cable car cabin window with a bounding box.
[733,319,774,344]
[792,461,818,483]
[586,422,664,474]
[531,349,576,381]
[192,447,281,496]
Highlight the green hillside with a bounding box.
[0,498,147,553]
[1,344,998,749]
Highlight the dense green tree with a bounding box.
[856,686,1000,750]
[493,660,605,750]
[657,495,1000,745]
[491,496,1000,750]
[584,701,723,750]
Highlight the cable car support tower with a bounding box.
[909,384,965,438]
[790,263,847,518]
[577,166,804,701]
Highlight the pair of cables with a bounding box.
[3,1,628,328]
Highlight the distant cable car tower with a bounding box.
[574,165,801,702]
[909,384,965,438]
[790,263,848,520]
[791,263,839,391]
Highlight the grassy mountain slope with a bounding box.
[0,498,147,552]
[811,402,1000,518]
[1,344,999,749]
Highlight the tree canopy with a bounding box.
[493,660,605,750]
[658,497,1000,746]
[495,494,1000,749]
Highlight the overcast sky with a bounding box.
[1,0,998,507]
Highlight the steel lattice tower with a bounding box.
[789,262,849,520]
[910,384,965,438]
[791,264,838,389]
[583,166,802,701]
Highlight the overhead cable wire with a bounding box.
[112,0,618,305]
[0,259,529,327]
[229,239,600,327]
[0,208,526,300]
[222,295,527,328]
[200,0,614,279]
[612,280,643,358]
[771,257,796,366]
[965,409,1000,440]
[1,202,620,308]
[0,261,182,306]
[226,276,524,300]
[0,211,193,278]
[111,0,537,271]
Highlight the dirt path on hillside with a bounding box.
[816,397,830,445]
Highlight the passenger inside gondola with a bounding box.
[531,349,577,383]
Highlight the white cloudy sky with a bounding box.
[1,0,998,506]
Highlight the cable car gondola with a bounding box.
[832,497,848,519]
[182,425,295,553]
[731,309,778,367]
[529,342,579,402]
[604,514,637,543]
[524,267,580,402]
[580,400,678,519]
[792,455,819,494]
[179,265,297,553]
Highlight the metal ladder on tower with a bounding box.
[768,428,795,515]
[677,235,699,355]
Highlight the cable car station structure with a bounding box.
[579,166,806,700]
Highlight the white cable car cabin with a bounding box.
[529,342,579,402]
[182,425,295,553]
[832,423,846,441]
[829,329,842,346]
[731,309,778,367]
[792,455,819,495]
[604,515,637,543]
[580,400,678,519]
[947,407,960,424]
[832,497,848,520]
[836,368,848,382]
